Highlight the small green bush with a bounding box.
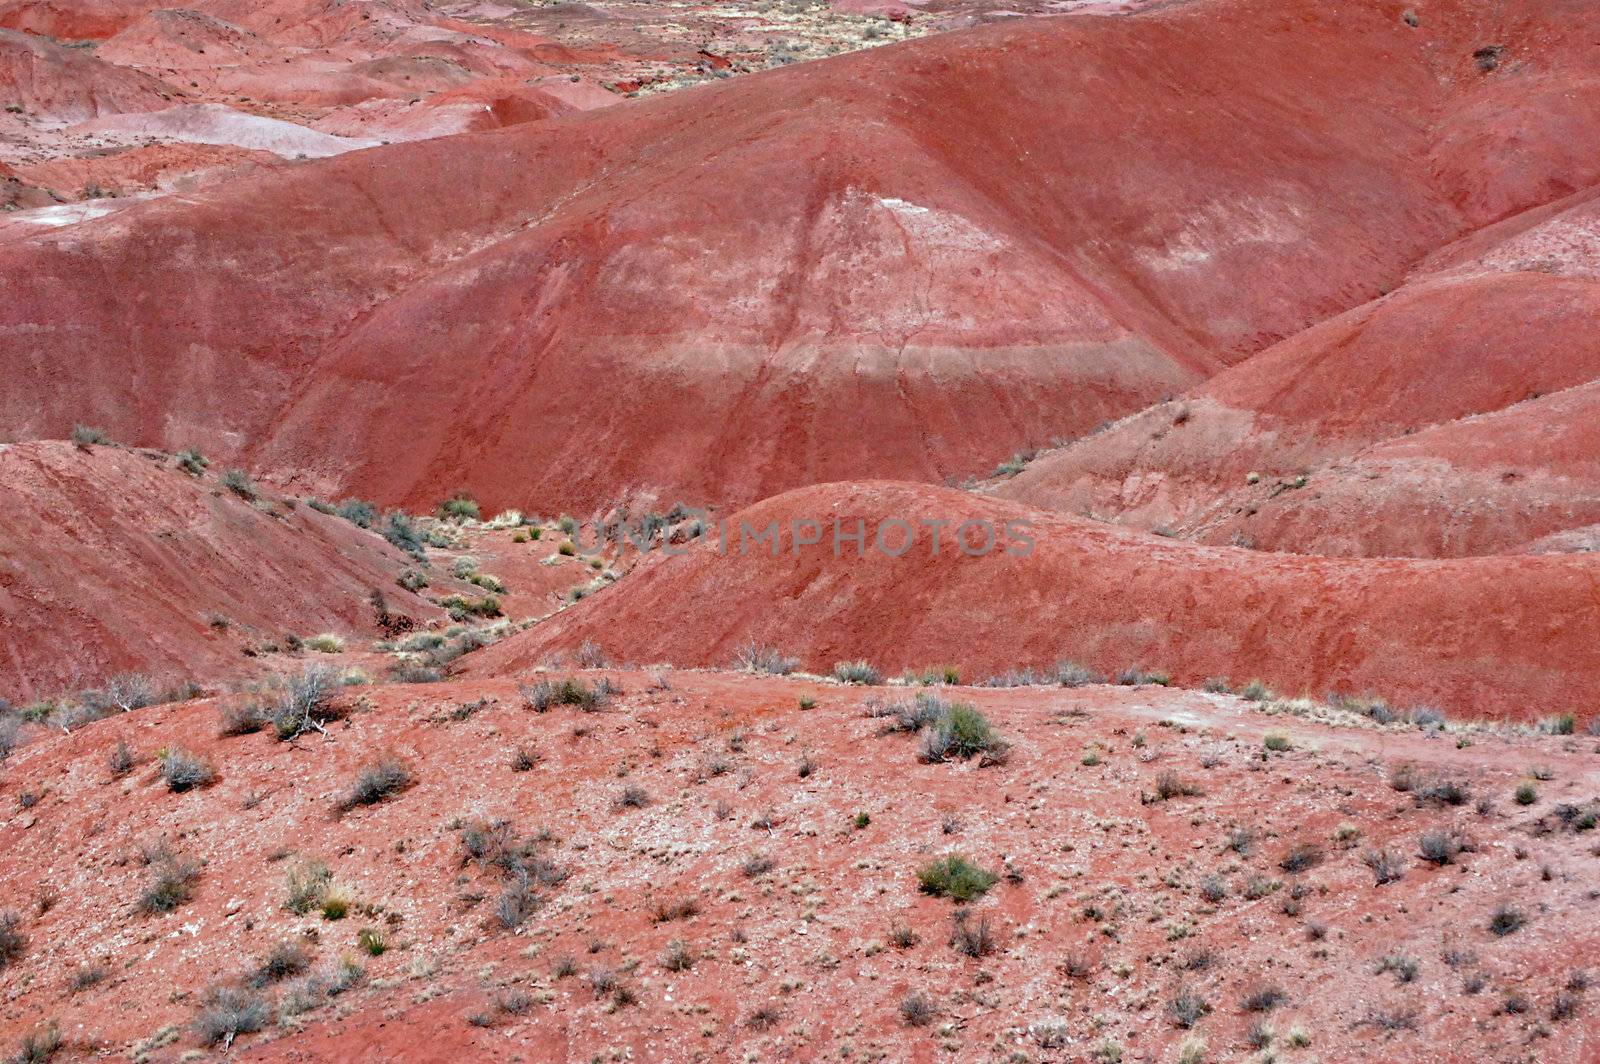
[176,448,209,476]
[336,756,412,812]
[438,493,480,522]
[220,469,258,500]
[381,511,426,558]
[919,702,1006,763]
[916,855,999,902]
[336,498,377,528]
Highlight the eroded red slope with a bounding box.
[0,26,177,119]
[998,181,1600,553]
[0,441,442,702]
[468,481,1600,720]
[8,0,1598,512]
[1192,380,1600,557]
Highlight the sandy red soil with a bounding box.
[2,670,1598,1063]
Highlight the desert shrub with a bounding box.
[438,493,480,522]
[70,962,108,993]
[492,874,540,930]
[980,666,1053,687]
[899,990,936,1026]
[319,888,351,920]
[741,853,775,878]
[874,693,945,733]
[336,756,412,812]
[160,748,215,792]
[1488,904,1526,937]
[1515,782,1538,806]
[107,740,135,779]
[916,855,998,901]
[388,660,444,684]
[220,469,257,500]
[1419,830,1472,866]
[557,539,577,557]
[253,941,309,985]
[650,897,701,924]
[335,498,377,528]
[0,716,20,764]
[1263,733,1291,752]
[1411,705,1447,728]
[1362,847,1406,885]
[218,700,269,736]
[1417,777,1471,807]
[380,511,426,558]
[1240,680,1272,702]
[660,939,694,972]
[175,448,208,476]
[889,923,919,949]
[1117,666,1171,686]
[192,985,268,1046]
[1167,987,1211,1028]
[1278,843,1323,874]
[948,909,996,957]
[1201,677,1232,693]
[1541,713,1576,736]
[352,928,382,960]
[72,424,109,448]
[615,784,650,810]
[832,660,882,685]
[1362,1006,1418,1031]
[1375,954,1419,983]
[1242,985,1287,1011]
[304,633,344,653]
[0,911,25,969]
[397,569,428,592]
[271,663,339,739]
[438,594,501,621]
[10,1022,60,1064]
[1200,875,1227,903]
[732,640,798,675]
[1056,660,1104,687]
[520,677,605,712]
[1150,771,1203,802]
[918,702,1006,763]
[285,861,332,914]
[84,673,158,717]
[139,850,200,914]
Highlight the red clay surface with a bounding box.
[470,481,1600,723]
[0,441,446,703]
[1,670,1595,1062]
[8,0,1600,513]
[998,181,1600,556]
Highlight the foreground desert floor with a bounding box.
[3,665,1597,1062]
